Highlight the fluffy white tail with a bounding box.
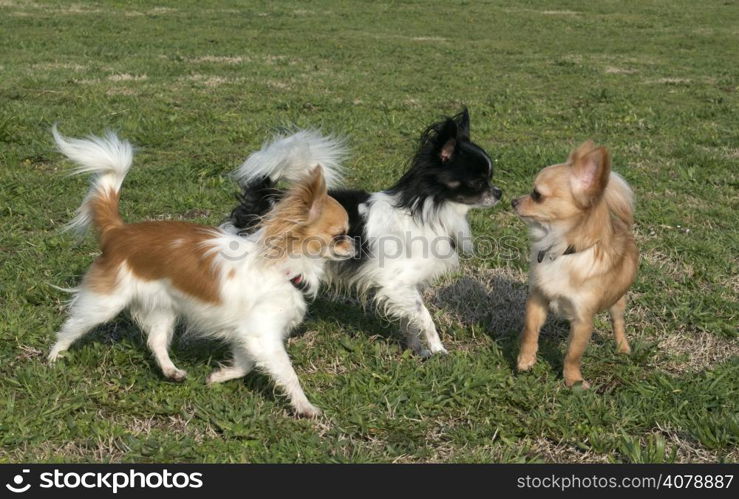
[233,129,346,189]
[52,125,134,235]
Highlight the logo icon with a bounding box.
[6,469,31,494]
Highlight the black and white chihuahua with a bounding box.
[224,109,502,357]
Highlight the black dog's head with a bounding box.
[389,108,501,219]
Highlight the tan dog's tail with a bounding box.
[605,172,635,226]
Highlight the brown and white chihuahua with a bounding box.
[512,141,638,388]
[48,127,354,417]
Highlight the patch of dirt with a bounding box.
[539,10,580,16]
[107,73,147,82]
[186,55,247,64]
[641,249,695,282]
[647,77,692,84]
[605,66,638,74]
[186,74,238,87]
[31,62,86,72]
[657,330,738,375]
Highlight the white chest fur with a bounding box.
[529,228,600,319]
[360,193,471,288]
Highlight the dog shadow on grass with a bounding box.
[306,295,402,346]
[428,269,571,373]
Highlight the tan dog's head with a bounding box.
[262,167,354,262]
[512,141,611,225]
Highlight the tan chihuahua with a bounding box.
[512,141,638,388]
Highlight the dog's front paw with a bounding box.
[47,343,67,363]
[616,341,631,355]
[430,345,449,356]
[205,371,224,385]
[414,347,433,359]
[163,367,187,382]
[564,368,590,390]
[406,339,431,359]
[567,379,591,391]
[294,402,322,419]
[516,352,537,371]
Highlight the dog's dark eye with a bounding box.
[531,189,542,202]
[333,232,348,242]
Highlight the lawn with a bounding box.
[1,0,737,463]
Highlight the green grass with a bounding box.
[1,0,737,463]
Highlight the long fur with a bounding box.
[52,124,133,236]
[604,172,635,227]
[48,129,352,417]
[387,109,493,221]
[227,130,346,233]
[232,129,346,188]
[224,110,501,357]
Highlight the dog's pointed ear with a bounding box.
[437,119,458,162]
[569,142,611,206]
[262,166,328,245]
[303,166,327,223]
[568,140,595,164]
[456,107,470,142]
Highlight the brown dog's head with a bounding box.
[262,167,354,261]
[511,141,611,225]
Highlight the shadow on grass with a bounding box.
[431,272,570,374]
[307,295,402,347]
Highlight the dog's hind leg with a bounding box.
[563,317,594,389]
[48,290,128,362]
[137,308,185,381]
[609,295,631,354]
[206,342,255,385]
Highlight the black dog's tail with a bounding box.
[228,176,283,233]
[224,130,347,234]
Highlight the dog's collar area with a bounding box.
[537,244,577,263]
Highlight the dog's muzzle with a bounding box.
[480,186,502,207]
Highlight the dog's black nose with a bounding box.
[511,198,519,208]
[492,186,502,200]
